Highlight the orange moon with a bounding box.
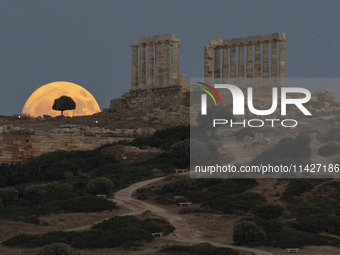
[22,81,101,117]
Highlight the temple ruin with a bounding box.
[204,33,286,86]
[105,33,290,125]
[106,34,189,126]
[130,34,186,90]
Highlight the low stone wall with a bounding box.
[0,125,155,164]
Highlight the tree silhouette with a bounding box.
[52,95,76,116]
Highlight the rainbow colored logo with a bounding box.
[196,82,223,106]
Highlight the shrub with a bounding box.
[295,133,311,146]
[251,204,284,219]
[233,221,266,246]
[23,182,75,204]
[317,144,340,157]
[190,139,210,166]
[0,197,4,211]
[0,187,18,205]
[49,195,116,213]
[155,195,175,205]
[85,177,114,195]
[131,126,189,150]
[2,231,72,248]
[202,192,265,214]
[267,229,340,248]
[4,216,174,249]
[179,208,193,214]
[167,139,190,168]
[284,180,313,197]
[161,243,239,255]
[234,128,255,141]
[37,243,75,255]
[251,133,312,166]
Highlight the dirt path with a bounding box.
[112,176,274,255]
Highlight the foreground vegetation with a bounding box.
[162,243,239,255]
[0,126,190,224]
[3,215,174,249]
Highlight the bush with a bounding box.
[318,144,340,157]
[234,128,255,141]
[161,243,239,255]
[251,204,284,219]
[85,177,114,195]
[202,192,265,214]
[4,216,174,249]
[267,229,340,248]
[131,126,189,150]
[284,180,313,197]
[49,195,116,213]
[37,243,75,255]
[155,195,175,205]
[3,231,72,248]
[0,187,18,205]
[251,133,312,166]
[0,197,4,211]
[179,208,193,214]
[295,133,311,146]
[190,139,210,166]
[167,139,190,168]
[236,217,282,234]
[233,221,266,246]
[23,182,75,204]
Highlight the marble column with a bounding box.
[222,46,229,82]
[204,46,214,82]
[230,45,237,84]
[131,44,139,90]
[279,39,286,86]
[238,44,245,86]
[163,41,171,87]
[246,43,253,87]
[271,40,278,85]
[214,46,221,80]
[147,43,154,89]
[139,43,146,89]
[254,42,261,85]
[262,41,269,85]
[155,42,163,87]
[171,39,180,85]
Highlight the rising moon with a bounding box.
[22,81,101,117]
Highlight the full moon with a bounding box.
[22,81,101,117]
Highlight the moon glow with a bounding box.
[22,81,101,117]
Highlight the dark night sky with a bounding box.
[0,0,339,115]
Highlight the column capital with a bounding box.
[130,44,139,47]
[171,39,180,43]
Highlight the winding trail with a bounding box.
[112,176,274,255]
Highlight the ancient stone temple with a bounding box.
[106,34,190,126]
[130,34,186,90]
[204,33,286,86]
[105,33,290,126]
